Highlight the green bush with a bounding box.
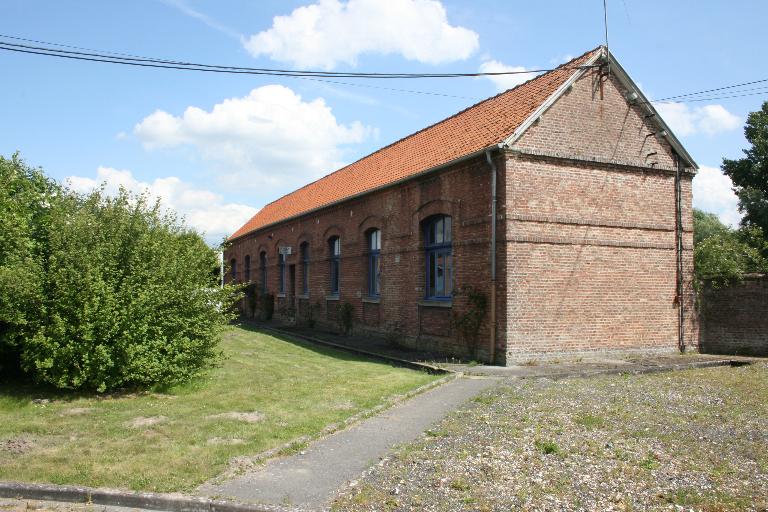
[0,154,240,391]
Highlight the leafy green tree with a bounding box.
[0,154,55,374]
[722,101,768,237]
[693,207,768,287]
[0,154,240,391]
[693,209,730,245]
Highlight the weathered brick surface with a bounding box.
[699,275,768,356]
[225,67,697,364]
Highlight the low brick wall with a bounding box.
[699,274,768,356]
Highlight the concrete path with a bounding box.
[200,376,497,509]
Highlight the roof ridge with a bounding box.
[231,47,603,239]
[253,48,601,214]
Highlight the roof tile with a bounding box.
[230,48,601,240]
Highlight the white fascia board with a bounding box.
[605,50,698,170]
[502,49,604,148]
[502,48,698,171]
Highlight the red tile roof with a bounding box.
[230,48,601,240]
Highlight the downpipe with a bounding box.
[485,149,498,364]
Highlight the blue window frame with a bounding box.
[424,215,453,299]
[244,255,251,282]
[329,236,340,296]
[368,229,381,296]
[259,251,267,293]
[278,251,286,294]
[230,258,237,283]
[300,242,310,295]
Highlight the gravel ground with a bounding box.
[332,362,768,512]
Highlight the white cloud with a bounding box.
[243,0,479,70]
[692,165,742,227]
[66,167,258,244]
[655,102,741,137]
[134,84,372,189]
[479,59,539,92]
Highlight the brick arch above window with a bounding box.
[322,224,344,241]
[411,198,460,240]
[358,214,385,233]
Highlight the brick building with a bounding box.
[225,47,698,364]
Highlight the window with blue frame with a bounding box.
[244,255,251,282]
[259,251,267,293]
[230,258,237,283]
[278,251,286,294]
[424,215,453,299]
[300,242,310,295]
[329,236,340,295]
[367,229,381,297]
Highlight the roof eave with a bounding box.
[227,144,503,242]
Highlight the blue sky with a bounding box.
[2,0,766,244]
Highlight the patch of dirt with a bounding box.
[206,437,246,446]
[333,400,357,410]
[206,411,264,423]
[125,416,168,428]
[1,437,34,455]
[59,407,93,416]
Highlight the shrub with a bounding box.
[0,154,240,391]
[338,302,354,335]
[260,292,275,320]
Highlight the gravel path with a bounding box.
[333,362,768,511]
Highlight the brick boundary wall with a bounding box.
[698,274,768,356]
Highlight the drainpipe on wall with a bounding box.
[485,149,498,365]
[674,155,685,352]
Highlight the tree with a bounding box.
[693,209,730,245]
[722,101,768,238]
[693,208,768,287]
[0,154,55,375]
[0,154,240,391]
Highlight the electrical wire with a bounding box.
[0,38,593,79]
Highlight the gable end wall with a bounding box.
[503,68,696,361]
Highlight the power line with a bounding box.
[0,36,594,79]
[650,78,768,103]
[653,89,768,104]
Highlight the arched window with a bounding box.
[278,250,286,294]
[424,215,452,299]
[367,229,381,297]
[328,236,341,296]
[244,255,251,282]
[230,258,237,283]
[259,251,267,293]
[300,242,310,295]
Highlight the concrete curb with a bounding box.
[0,481,296,512]
[257,325,451,375]
[516,358,751,381]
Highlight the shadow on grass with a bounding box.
[0,323,433,404]
[234,321,419,368]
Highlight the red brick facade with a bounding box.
[225,65,697,364]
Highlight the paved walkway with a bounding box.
[199,376,497,509]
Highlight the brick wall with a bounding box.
[225,154,501,360]
[699,275,768,356]
[503,68,696,362]
[225,66,698,365]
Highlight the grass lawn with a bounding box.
[335,362,768,511]
[0,325,439,493]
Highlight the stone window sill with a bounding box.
[362,296,381,304]
[276,293,286,298]
[326,295,340,301]
[297,294,309,300]
[417,299,452,308]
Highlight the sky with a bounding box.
[1,0,766,245]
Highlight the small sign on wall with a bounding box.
[279,246,292,256]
